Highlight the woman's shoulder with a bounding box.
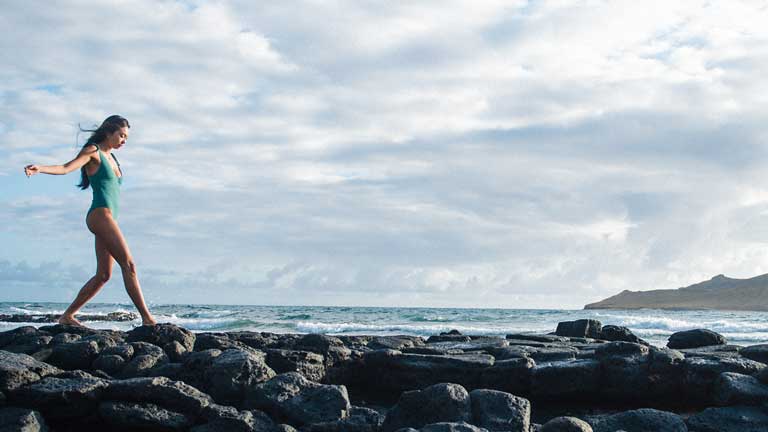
[82,144,100,155]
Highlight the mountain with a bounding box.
[584,273,768,311]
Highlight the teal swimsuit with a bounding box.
[87,148,123,219]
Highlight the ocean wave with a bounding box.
[5,306,138,319]
[0,321,128,331]
[408,315,452,322]
[9,306,65,315]
[278,314,313,320]
[157,315,260,331]
[176,310,236,319]
[593,313,768,334]
[294,321,552,336]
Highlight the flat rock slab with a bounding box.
[740,344,768,364]
[359,351,497,395]
[585,408,686,432]
[531,360,600,399]
[425,340,509,352]
[594,342,649,358]
[713,372,768,406]
[686,405,768,432]
[105,376,214,416]
[0,351,61,393]
[36,324,106,337]
[367,336,425,351]
[10,375,108,420]
[505,334,570,344]
[491,346,578,363]
[684,356,766,400]
[99,401,193,432]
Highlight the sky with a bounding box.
[2,0,768,309]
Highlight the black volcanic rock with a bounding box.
[264,348,326,382]
[585,273,768,311]
[98,401,193,431]
[127,323,196,352]
[531,359,600,399]
[6,320,768,431]
[104,376,214,416]
[0,407,48,431]
[469,389,530,432]
[667,329,727,349]
[739,344,768,364]
[540,416,592,432]
[381,383,471,432]
[204,348,276,405]
[686,405,768,431]
[193,403,277,432]
[245,372,350,426]
[713,372,768,406]
[9,374,108,420]
[599,325,648,345]
[302,405,383,432]
[585,408,686,432]
[0,351,61,393]
[46,340,100,370]
[555,320,602,339]
[419,422,488,432]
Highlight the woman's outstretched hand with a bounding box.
[24,165,39,177]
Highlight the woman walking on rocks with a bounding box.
[24,115,157,327]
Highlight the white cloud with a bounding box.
[2,1,768,308]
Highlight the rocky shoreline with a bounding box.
[1,318,768,431]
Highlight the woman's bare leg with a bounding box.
[58,236,114,326]
[87,209,156,325]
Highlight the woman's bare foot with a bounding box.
[57,315,83,326]
[142,316,157,326]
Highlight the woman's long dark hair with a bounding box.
[77,115,129,190]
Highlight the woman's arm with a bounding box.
[24,145,97,177]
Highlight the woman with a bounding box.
[24,115,157,327]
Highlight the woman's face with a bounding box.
[107,127,129,150]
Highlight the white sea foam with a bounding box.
[6,306,136,317]
[156,315,250,331]
[294,321,551,336]
[9,306,66,315]
[589,312,768,334]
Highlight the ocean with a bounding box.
[2,302,768,348]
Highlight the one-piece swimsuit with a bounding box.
[87,148,122,220]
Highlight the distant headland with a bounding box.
[584,273,768,311]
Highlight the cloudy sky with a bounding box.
[2,0,768,309]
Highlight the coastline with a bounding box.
[4,302,768,348]
[2,317,768,431]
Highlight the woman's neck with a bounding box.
[98,144,112,154]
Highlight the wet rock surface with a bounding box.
[0,319,767,431]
